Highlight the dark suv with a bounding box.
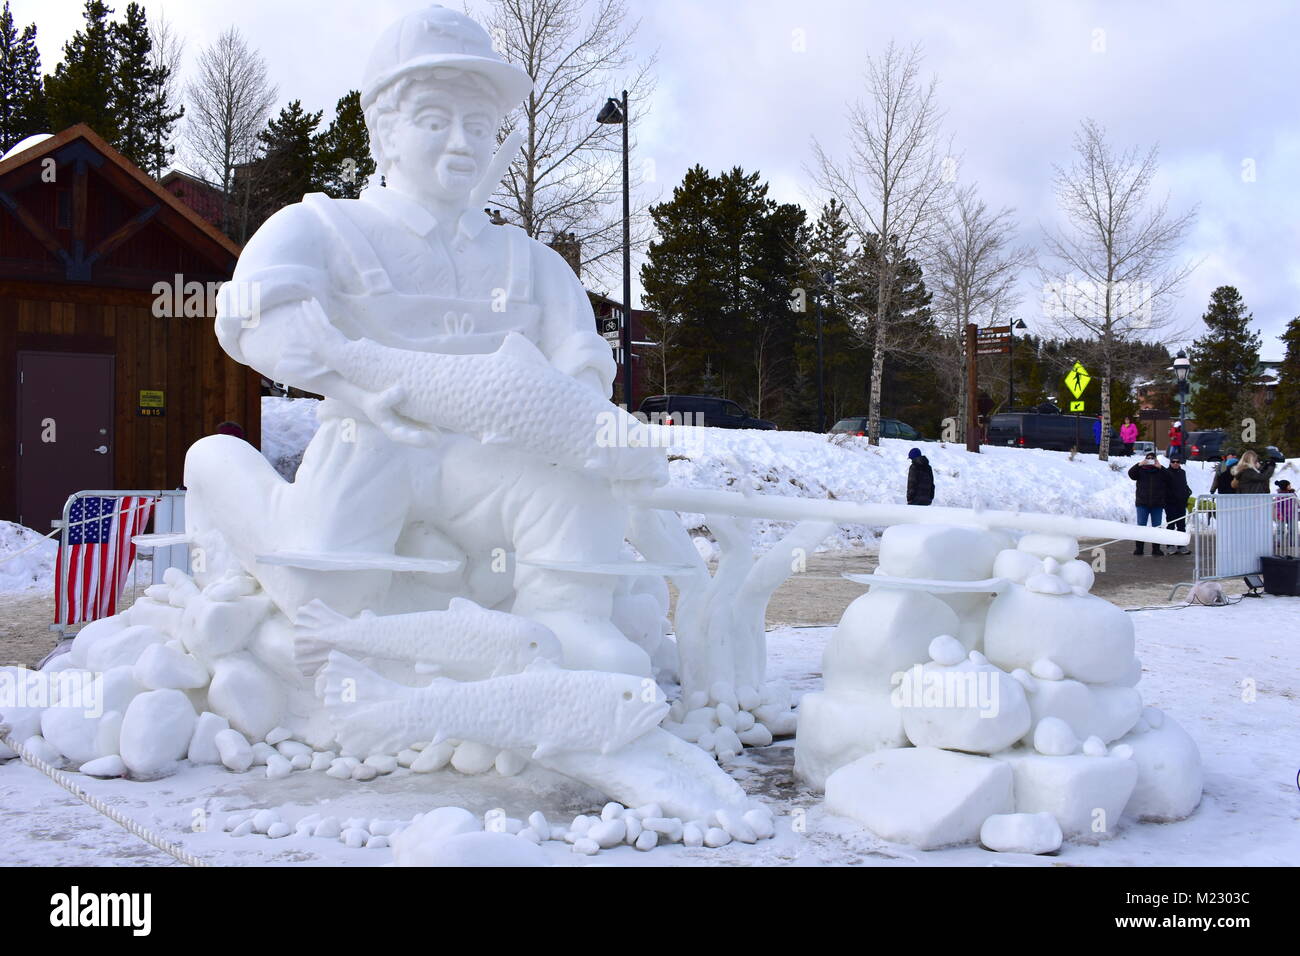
[830,417,924,440]
[987,412,1118,452]
[1186,430,1285,463]
[636,395,777,430]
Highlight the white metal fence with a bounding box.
[1171,493,1298,597]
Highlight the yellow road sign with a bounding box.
[1070,400,1085,412]
[1065,361,1091,399]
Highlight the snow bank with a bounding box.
[0,521,57,595]
[261,396,321,481]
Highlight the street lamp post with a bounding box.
[1008,318,1027,411]
[597,91,633,410]
[1172,348,1191,427]
[816,269,834,432]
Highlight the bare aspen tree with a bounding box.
[1040,119,1197,460]
[811,42,952,445]
[930,184,1034,433]
[184,27,277,234]
[148,11,185,178]
[482,0,655,285]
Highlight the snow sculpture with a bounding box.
[799,524,1204,850]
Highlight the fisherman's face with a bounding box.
[387,76,500,204]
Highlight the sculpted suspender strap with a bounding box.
[303,193,394,296]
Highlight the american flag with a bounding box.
[55,496,156,626]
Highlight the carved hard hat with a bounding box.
[361,5,532,112]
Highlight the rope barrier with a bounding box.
[0,724,210,868]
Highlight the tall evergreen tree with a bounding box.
[236,100,324,238]
[44,0,119,142]
[1273,317,1300,454]
[1187,286,1261,428]
[111,2,154,167]
[0,2,46,151]
[316,91,374,199]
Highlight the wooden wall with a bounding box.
[0,280,261,522]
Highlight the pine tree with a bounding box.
[111,2,152,167]
[44,0,119,143]
[0,2,46,152]
[1273,317,1300,454]
[316,91,375,199]
[236,100,324,238]
[1187,286,1262,429]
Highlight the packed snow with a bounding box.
[0,521,57,595]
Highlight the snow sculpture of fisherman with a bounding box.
[184,4,662,678]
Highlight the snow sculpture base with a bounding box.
[798,524,1203,852]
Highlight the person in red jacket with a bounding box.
[1167,421,1185,462]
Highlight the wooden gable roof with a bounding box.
[0,124,239,291]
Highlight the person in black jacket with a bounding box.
[1164,458,1192,554]
[1210,451,1240,495]
[907,448,935,505]
[1128,452,1168,555]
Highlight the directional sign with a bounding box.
[1070,400,1085,412]
[977,325,1011,338]
[597,316,619,336]
[1065,361,1091,399]
[976,345,1010,356]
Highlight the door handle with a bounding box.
[93,445,109,455]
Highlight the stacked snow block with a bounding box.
[796,525,1203,852]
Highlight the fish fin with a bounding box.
[480,432,512,445]
[295,598,350,630]
[531,741,560,760]
[497,331,546,365]
[429,730,448,747]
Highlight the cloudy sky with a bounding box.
[15,0,1300,355]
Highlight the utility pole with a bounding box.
[966,323,980,453]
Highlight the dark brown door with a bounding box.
[17,351,114,530]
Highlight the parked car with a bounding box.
[1184,430,1226,461]
[986,412,1118,452]
[636,395,776,430]
[829,417,924,440]
[1264,445,1287,464]
[1131,440,1156,457]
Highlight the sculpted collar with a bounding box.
[361,184,491,244]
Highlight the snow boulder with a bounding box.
[68,615,127,668]
[823,588,960,693]
[877,524,1002,581]
[1117,715,1202,822]
[825,747,1014,849]
[84,624,167,672]
[395,830,548,867]
[390,806,486,865]
[897,658,1031,755]
[206,654,286,741]
[979,812,1062,855]
[1023,679,1142,744]
[793,688,907,791]
[984,585,1134,684]
[993,748,1137,841]
[119,689,197,778]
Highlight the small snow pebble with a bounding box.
[351,764,379,781]
[571,838,599,856]
[527,811,550,841]
[716,809,757,844]
[685,707,717,728]
[341,827,368,848]
[397,749,419,768]
[624,815,642,844]
[635,803,662,820]
[267,822,291,839]
[294,821,315,838]
[569,814,594,836]
[79,755,127,778]
[967,650,989,665]
[686,691,708,710]
[265,726,292,745]
[738,724,773,747]
[683,823,704,847]
[714,726,742,758]
[715,701,737,730]
[928,634,966,666]
[313,817,342,839]
[343,817,368,831]
[1142,706,1165,729]
[265,755,292,779]
[668,699,686,722]
[252,809,278,833]
[410,741,454,772]
[326,759,353,779]
[1033,717,1079,756]
[309,752,333,772]
[409,741,427,751]
[517,827,541,844]
[369,819,399,836]
[1110,743,1135,760]
[215,729,253,773]
[643,817,683,842]
[1030,658,1065,681]
[363,754,398,774]
[709,682,738,711]
[743,808,775,840]
[275,740,310,758]
[696,731,716,753]
[231,819,255,838]
[589,818,626,848]
[290,753,311,771]
[366,835,389,849]
[1042,557,1061,574]
[980,812,1063,855]
[765,711,798,737]
[250,742,275,766]
[1130,716,1152,736]
[703,827,732,848]
[601,802,624,821]
[1010,668,1037,693]
[1082,735,1107,757]
[223,812,253,831]
[673,723,702,743]
[736,685,761,711]
[634,829,658,851]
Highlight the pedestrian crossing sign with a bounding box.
[1070,400,1085,412]
[1065,361,1091,399]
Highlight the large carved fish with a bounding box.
[318,652,668,759]
[293,597,562,679]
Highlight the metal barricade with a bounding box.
[1171,493,1296,598]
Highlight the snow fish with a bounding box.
[318,652,669,759]
[278,303,666,482]
[293,597,561,680]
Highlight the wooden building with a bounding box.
[0,125,259,531]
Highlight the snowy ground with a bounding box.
[0,595,1294,867]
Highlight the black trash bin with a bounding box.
[1260,555,1300,596]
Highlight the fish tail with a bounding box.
[318,652,414,755]
[295,598,352,632]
